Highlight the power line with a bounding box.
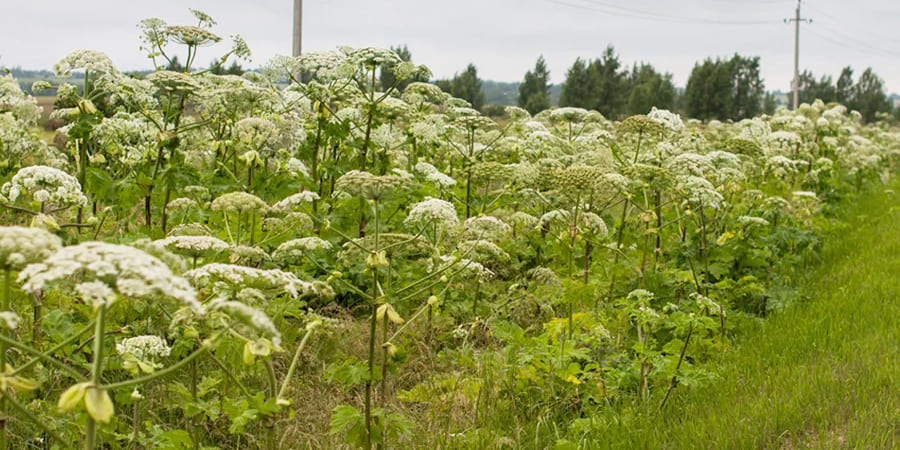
[577,0,775,23]
[805,3,900,45]
[545,0,778,25]
[806,25,900,59]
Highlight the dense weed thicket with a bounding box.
[0,10,898,449]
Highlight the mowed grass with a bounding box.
[601,184,900,449]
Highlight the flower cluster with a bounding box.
[185,263,333,299]
[2,165,88,208]
[53,49,117,77]
[271,191,320,212]
[116,335,172,360]
[0,226,63,271]
[414,162,457,188]
[333,170,410,201]
[463,216,512,241]
[405,197,459,229]
[210,192,268,212]
[157,235,229,258]
[19,242,202,313]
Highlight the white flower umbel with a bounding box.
[463,216,512,241]
[116,335,172,359]
[271,191,320,213]
[185,263,332,299]
[0,311,21,330]
[157,235,229,259]
[792,191,818,200]
[665,153,714,178]
[405,197,459,229]
[429,255,494,282]
[0,226,63,271]
[74,281,115,308]
[210,192,268,213]
[18,242,202,313]
[273,237,333,262]
[2,165,87,208]
[166,197,199,211]
[738,216,770,227]
[414,162,456,188]
[456,240,510,265]
[333,170,409,201]
[550,107,590,123]
[679,176,724,211]
[648,107,685,133]
[53,49,117,77]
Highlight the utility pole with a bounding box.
[785,0,811,110]
[292,0,302,57]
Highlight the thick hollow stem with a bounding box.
[0,270,9,450]
[85,305,107,450]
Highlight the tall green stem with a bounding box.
[377,314,390,450]
[85,305,107,450]
[0,270,10,450]
[277,326,316,400]
[364,201,381,449]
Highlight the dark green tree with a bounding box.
[836,66,855,105]
[587,46,629,118]
[730,55,764,119]
[797,70,836,104]
[449,63,485,111]
[850,67,891,122]
[684,58,733,120]
[559,58,593,109]
[166,55,185,72]
[626,62,676,114]
[435,79,453,95]
[684,54,765,121]
[209,59,244,75]
[518,56,551,114]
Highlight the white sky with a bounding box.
[3,0,899,93]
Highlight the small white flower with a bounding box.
[0,226,63,271]
[19,242,202,314]
[211,192,268,212]
[116,335,172,359]
[406,197,459,229]
[0,311,21,330]
[271,191,320,212]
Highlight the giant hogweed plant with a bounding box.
[0,8,898,449]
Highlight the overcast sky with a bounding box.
[3,0,899,92]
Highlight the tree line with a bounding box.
[378,44,896,122]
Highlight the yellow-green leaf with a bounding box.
[6,375,39,392]
[84,387,114,423]
[58,382,89,412]
[242,341,256,365]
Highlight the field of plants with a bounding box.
[0,10,898,450]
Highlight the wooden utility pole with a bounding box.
[293,0,302,57]
[786,0,811,109]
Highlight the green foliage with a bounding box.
[799,66,892,123]
[0,9,897,450]
[627,63,677,114]
[518,56,551,115]
[684,54,764,121]
[437,63,486,110]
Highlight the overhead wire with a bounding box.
[545,0,778,25]
[803,2,900,46]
